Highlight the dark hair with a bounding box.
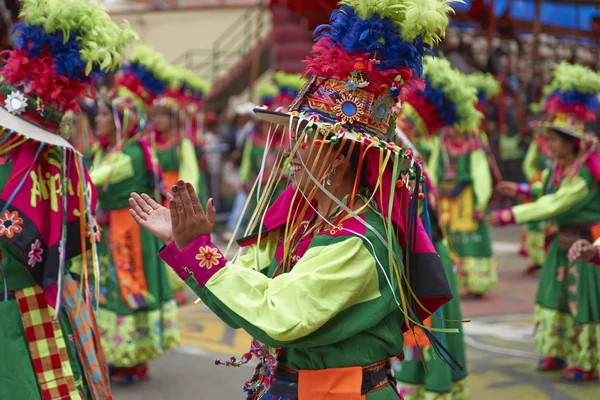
[549,128,578,155]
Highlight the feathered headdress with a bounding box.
[113,44,173,111]
[257,81,279,108]
[178,68,210,113]
[273,71,307,108]
[400,56,482,138]
[0,0,137,147]
[536,61,600,139]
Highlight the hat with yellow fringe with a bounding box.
[533,61,600,141]
[399,56,482,139]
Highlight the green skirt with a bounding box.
[394,240,469,400]
[97,225,180,368]
[523,221,547,266]
[449,220,497,294]
[534,236,600,371]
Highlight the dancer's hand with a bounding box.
[495,181,518,198]
[170,180,216,250]
[129,192,173,245]
[568,239,597,263]
[485,212,500,227]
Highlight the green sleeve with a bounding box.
[239,140,253,184]
[522,141,539,183]
[178,138,200,192]
[427,136,440,187]
[470,149,492,211]
[189,236,393,348]
[89,151,135,187]
[512,175,589,224]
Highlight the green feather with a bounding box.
[466,72,500,99]
[545,61,600,95]
[422,56,482,132]
[20,0,139,75]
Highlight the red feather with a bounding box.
[404,90,444,135]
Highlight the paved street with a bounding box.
[112,226,598,400]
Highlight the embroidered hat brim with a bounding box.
[0,107,73,149]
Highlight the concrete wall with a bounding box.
[111,7,251,63]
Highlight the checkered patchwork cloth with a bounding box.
[61,274,111,400]
[15,286,80,400]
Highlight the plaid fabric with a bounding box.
[61,274,111,400]
[15,286,80,400]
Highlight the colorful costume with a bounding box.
[158,0,458,398]
[492,62,600,380]
[402,58,495,296]
[92,45,179,380]
[0,0,135,398]
[393,58,477,400]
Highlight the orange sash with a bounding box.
[298,367,365,400]
[110,208,152,309]
[162,171,179,207]
[403,317,432,348]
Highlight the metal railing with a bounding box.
[172,4,272,85]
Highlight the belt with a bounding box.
[267,361,389,398]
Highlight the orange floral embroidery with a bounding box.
[500,210,513,223]
[195,246,222,270]
[86,217,101,243]
[0,210,23,238]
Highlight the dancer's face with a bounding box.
[151,108,172,134]
[547,129,577,160]
[285,131,345,193]
[95,102,116,140]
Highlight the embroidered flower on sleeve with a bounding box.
[27,239,44,266]
[195,246,222,270]
[0,210,23,238]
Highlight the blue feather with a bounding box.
[12,23,102,81]
[549,89,600,113]
[124,63,168,97]
[313,4,429,77]
[420,80,459,127]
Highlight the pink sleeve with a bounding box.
[165,235,228,287]
[495,208,516,226]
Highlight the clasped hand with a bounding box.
[128,180,216,250]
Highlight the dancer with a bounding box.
[129,0,457,398]
[151,66,209,305]
[413,61,494,299]
[487,62,600,381]
[92,45,180,382]
[273,71,307,108]
[393,57,477,400]
[0,0,135,398]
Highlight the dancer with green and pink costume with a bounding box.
[0,1,136,398]
[91,45,180,382]
[488,62,600,381]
